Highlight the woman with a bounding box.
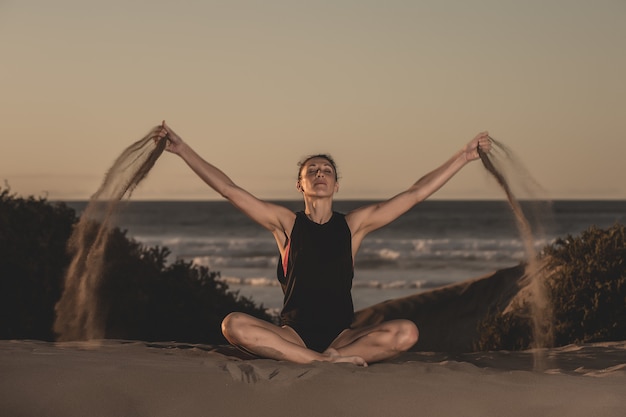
[159,122,491,366]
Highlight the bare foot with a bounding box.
[323,348,368,367]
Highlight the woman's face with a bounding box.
[297,157,339,197]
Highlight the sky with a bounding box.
[1,0,625,201]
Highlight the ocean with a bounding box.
[65,200,625,312]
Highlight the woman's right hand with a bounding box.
[158,120,186,155]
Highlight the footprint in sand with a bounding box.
[220,361,318,384]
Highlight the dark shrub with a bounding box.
[0,188,273,343]
[477,224,626,351]
[0,189,74,340]
[544,224,626,346]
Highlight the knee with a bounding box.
[395,320,419,351]
[221,312,250,342]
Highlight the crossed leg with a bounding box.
[221,312,418,366]
[221,312,366,365]
[329,319,419,364]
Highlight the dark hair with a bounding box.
[297,154,339,181]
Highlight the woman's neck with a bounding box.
[303,197,333,224]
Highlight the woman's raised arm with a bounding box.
[347,132,491,244]
[159,122,295,242]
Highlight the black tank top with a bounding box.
[277,211,354,331]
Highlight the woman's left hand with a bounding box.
[463,131,491,162]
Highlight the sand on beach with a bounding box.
[1,339,625,417]
[3,266,625,417]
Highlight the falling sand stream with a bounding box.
[54,129,554,370]
[53,125,168,343]
[479,138,554,370]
